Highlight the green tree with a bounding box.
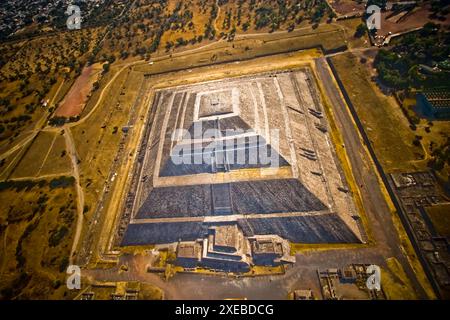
[354,23,366,38]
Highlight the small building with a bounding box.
[416,89,450,119]
[250,238,283,266]
[176,241,202,268]
[175,225,252,272]
[292,290,315,300]
[327,268,340,278]
[210,225,240,253]
[202,225,251,272]
[174,225,296,272]
[249,235,295,266]
[340,266,358,284]
[391,173,416,189]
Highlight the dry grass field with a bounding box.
[331,52,425,173]
[426,204,450,237]
[37,133,72,177]
[9,132,55,178]
[71,67,144,220]
[9,131,71,179]
[0,180,78,299]
[381,257,418,300]
[403,96,450,179]
[132,23,349,79]
[0,148,22,181]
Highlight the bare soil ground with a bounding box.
[378,5,450,38]
[328,0,365,16]
[331,52,425,173]
[55,64,102,117]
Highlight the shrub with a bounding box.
[48,225,69,247]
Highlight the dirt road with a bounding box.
[64,127,85,264]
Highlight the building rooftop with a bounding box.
[177,241,201,259]
[213,225,239,251]
[421,89,450,109]
[251,238,283,255]
[293,290,314,300]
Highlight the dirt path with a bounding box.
[213,0,221,33]
[0,111,48,161]
[4,172,72,182]
[50,79,65,106]
[0,79,66,163]
[235,24,326,39]
[0,133,35,162]
[64,127,85,264]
